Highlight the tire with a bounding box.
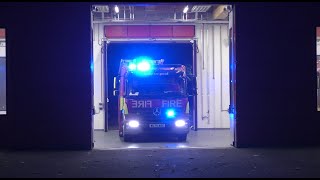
[177,134,187,142]
[119,124,124,137]
[119,130,123,137]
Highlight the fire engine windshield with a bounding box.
[126,74,186,97]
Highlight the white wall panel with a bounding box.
[213,25,222,128]
[93,23,105,130]
[208,25,215,128]
[195,25,204,129]
[0,41,5,57]
[317,40,320,56]
[196,24,230,129]
[221,25,231,128]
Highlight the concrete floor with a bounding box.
[93,129,233,150]
[1,148,320,178]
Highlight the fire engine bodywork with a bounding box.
[114,59,191,141]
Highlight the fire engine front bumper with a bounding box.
[123,120,189,136]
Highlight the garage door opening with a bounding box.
[91,3,236,149]
[106,42,194,130]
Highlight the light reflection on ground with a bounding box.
[94,129,233,150]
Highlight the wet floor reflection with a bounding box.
[94,129,233,150]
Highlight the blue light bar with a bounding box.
[128,63,137,71]
[137,61,151,72]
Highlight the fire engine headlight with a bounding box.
[128,120,140,128]
[175,120,186,127]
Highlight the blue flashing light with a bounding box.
[128,63,137,71]
[130,56,154,76]
[166,109,176,118]
[90,62,94,72]
[137,61,151,72]
[229,113,234,120]
[135,56,152,62]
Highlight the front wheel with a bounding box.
[119,123,124,137]
[119,130,123,137]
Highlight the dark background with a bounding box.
[106,43,193,129]
[0,2,319,149]
[0,3,92,149]
[235,3,320,147]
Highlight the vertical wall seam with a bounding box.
[220,25,223,128]
[98,24,100,45]
[210,25,214,126]
[202,24,205,70]
[206,25,210,125]
[212,25,215,80]
[200,24,204,122]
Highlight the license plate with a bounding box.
[149,124,165,128]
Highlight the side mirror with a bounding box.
[113,76,120,96]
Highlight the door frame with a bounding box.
[228,4,237,147]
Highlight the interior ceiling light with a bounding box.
[115,5,119,13]
[183,5,189,13]
[191,5,212,12]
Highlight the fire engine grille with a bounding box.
[130,108,185,121]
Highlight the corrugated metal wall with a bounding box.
[195,24,230,129]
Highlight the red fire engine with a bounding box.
[113,58,195,142]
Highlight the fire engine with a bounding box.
[113,57,196,142]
